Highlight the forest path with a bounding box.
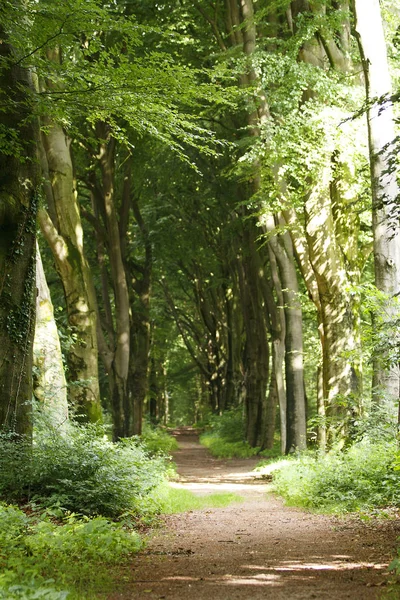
[110,428,400,600]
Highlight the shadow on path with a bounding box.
[109,427,400,600]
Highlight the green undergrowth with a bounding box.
[269,440,400,513]
[152,482,243,513]
[0,503,142,600]
[0,420,176,521]
[200,434,260,458]
[199,408,280,458]
[140,424,179,456]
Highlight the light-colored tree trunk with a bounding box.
[304,165,362,443]
[39,121,101,423]
[33,245,68,427]
[353,0,400,408]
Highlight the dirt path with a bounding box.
[111,429,400,599]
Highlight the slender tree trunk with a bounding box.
[353,0,400,408]
[0,29,40,435]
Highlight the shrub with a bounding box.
[199,408,261,458]
[200,434,260,458]
[140,424,179,456]
[273,441,400,512]
[0,423,167,519]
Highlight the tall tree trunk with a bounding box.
[237,221,270,447]
[353,0,400,409]
[304,166,362,443]
[266,216,307,452]
[33,245,68,427]
[0,28,40,435]
[39,121,101,423]
[95,124,130,439]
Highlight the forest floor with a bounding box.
[108,428,400,600]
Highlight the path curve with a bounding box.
[111,428,400,599]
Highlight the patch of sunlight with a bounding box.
[244,560,388,572]
[254,458,292,476]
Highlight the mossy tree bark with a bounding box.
[0,28,40,435]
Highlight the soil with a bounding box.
[109,428,400,600]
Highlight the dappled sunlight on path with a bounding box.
[108,428,400,600]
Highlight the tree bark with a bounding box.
[33,245,68,427]
[266,216,307,452]
[39,121,102,423]
[353,0,400,408]
[0,29,40,435]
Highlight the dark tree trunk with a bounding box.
[0,30,40,436]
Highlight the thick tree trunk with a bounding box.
[304,167,361,443]
[39,121,101,423]
[33,245,68,427]
[0,31,40,435]
[353,0,400,408]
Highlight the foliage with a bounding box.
[140,423,179,456]
[199,409,260,458]
[0,420,167,519]
[272,441,400,512]
[0,503,141,599]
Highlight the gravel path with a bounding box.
[109,428,400,600]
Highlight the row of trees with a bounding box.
[0,0,399,452]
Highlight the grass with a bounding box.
[153,483,243,513]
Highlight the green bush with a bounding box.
[199,408,261,458]
[140,424,179,456]
[0,503,141,600]
[0,423,167,519]
[273,441,400,512]
[200,434,260,458]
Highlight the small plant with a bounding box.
[0,503,141,600]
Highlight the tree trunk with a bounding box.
[353,0,400,407]
[39,120,101,423]
[94,124,130,439]
[304,166,362,443]
[33,245,68,427]
[237,221,270,447]
[266,216,307,452]
[0,30,40,435]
